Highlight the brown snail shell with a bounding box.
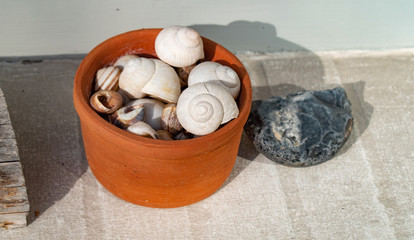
[175,64,196,88]
[110,104,145,129]
[90,90,123,114]
[156,130,174,140]
[161,103,183,135]
[174,131,193,140]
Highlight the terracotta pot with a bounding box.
[73,29,252,208]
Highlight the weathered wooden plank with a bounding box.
[0,137,19,163]
[0,212,28,230]
[0,107,11,125]
[0,147,19,163]
[0,88,29,229]
[0,145,19,163]
[0,139,17,148]
[0,87,11,125]
[0,96,6,109]
[0,138,19,163]
[0,88,11,125]
[0,186,29,214]
[0,124,15,139]
[0,162,25,188]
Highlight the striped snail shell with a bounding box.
[94,66,121,91]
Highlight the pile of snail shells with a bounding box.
[89,25,241,140]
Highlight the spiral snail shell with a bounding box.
[176,82,239,136]
[188,61,241,99]
[155,26,204,68]
[119,57,181,103]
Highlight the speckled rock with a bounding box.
[244,87,353,167]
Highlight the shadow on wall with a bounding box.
[189,20,309,53]
[201,21,374,186]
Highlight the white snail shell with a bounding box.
[114,54,139,70]
[94,66,121,91]
[116,88,131,106]
[188,61,241,99]
[127,121,158,139]
[141,59,181,103]
[119,57,181,103]
[127,98,165,131]
[155,26,204,68]
[119,57,155,99]
[176,82,239,136]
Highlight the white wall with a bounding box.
[1,0,414,57]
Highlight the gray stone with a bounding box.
[244,87,353,167]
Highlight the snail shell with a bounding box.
[116,88,131,106]
[161,103,183,135]
[110,104,145,129]
[155,26,204,68]
[174,131,193,140]
[114,54,139,70]
[176,82,239,136]
[127,121,158,139]
[141,59,181,103]
[89,90,123,114]
[119,57,155,99]
[188,61,241,99]
[127,98,165,130]
[94,66,121,91]
[175,64,197,88]
[119,57,181,103]
[156,130,174,140]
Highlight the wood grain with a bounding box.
[0,88,29,229]
[0,212,28,230]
